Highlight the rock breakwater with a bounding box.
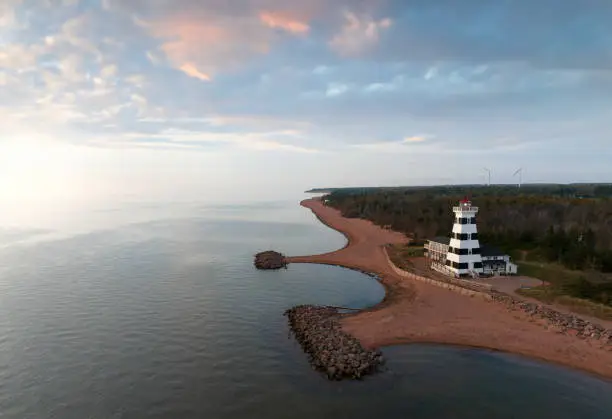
[285,305,385,380]
[491,293,612,348]
[254,251,287,270]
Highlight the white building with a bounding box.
[424,199,518,278]
[480,248,518,276]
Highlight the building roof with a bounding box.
[481,245,505,257]
[429,236,451,246]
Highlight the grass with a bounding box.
[517,261,583,287]
[516,287,559,303]
[517,260,612,321]
[386,244,420,271]
[517,287,612,321]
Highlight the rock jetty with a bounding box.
[254,251,287,270]
[285,305,385,380]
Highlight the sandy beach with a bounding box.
[287,198,612,380]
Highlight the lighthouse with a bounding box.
[444,198,483,278]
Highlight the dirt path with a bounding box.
[286,198,612,380]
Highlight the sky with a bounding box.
[1,0,612,207]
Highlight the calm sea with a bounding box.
[0,193,610,418]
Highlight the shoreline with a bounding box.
[286,198,612,381]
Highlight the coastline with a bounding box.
[286,198,612,380]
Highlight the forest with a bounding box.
[323,184,612,306]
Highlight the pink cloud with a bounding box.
[179,63,211,81]
[142,13,274,80]
[259,11,310,34]
[137,1,388,79]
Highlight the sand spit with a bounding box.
[283,198,612,380]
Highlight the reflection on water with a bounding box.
[0,197,610,419]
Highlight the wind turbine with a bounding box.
[513,168,523,188]
[483,168,491,186]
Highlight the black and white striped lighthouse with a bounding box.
[445,198,483,278]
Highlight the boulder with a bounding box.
[254,251,287,270]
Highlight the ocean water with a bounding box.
[0,194,611,418]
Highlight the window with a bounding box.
[458,248,469,255]
[452,261,459,268]
[473,262,483,269]
[460,233,469,240]
[445,260,451,266]
[472,248,481,254]
[471,233,479,240]
[470,217,477,224]
[458,263,469,269]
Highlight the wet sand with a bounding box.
[287,198,612,380]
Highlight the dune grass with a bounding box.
[386,244,422,271]
[517,283,612,321]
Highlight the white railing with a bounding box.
[431,262,458,278]
[453,206,478,212]
[383,248,494,298]
[425,243,448,252]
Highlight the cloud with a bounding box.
[145,50,162,65]
[330,12,392,56]
[122,127,318,153]
[58,54,84,82]
[113,0,389,78]
[137,114,311,133]
[0,0,23,28]
[259,11,310,34]
[179,63,211,81]
[0,5,159,142]
[53,13,101,56]
[244,139,318,153]
[100,64,118,78]
[0,43,42,69]
[142,13,274,80]
[1,0,611,181]
[351,134,532,155]
[350,139,421,153]
[313,65,333,75]
[424,67,438,80]
[325,83,350,97]
[363,75,404,93]
[356,134,431,150]
[125,74,147,88]
[403,136,427,143]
